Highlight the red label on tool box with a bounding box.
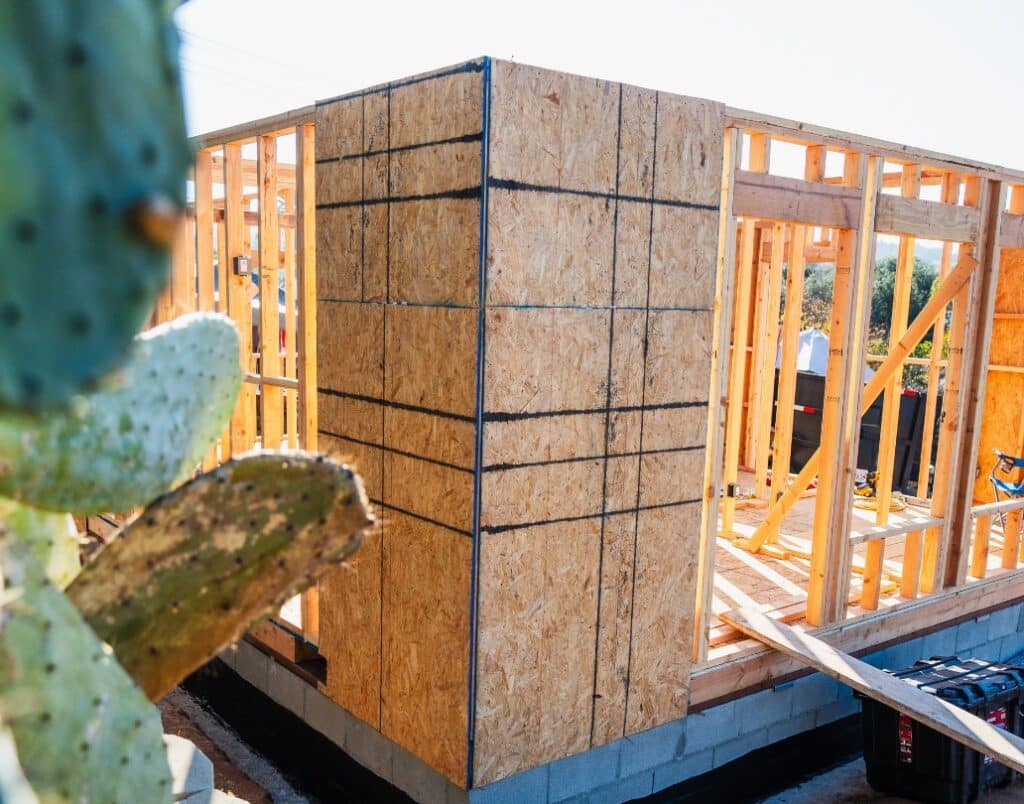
[898,713,914,764]
[984,707,1008,765]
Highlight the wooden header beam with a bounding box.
[733,170,861,227]
[726,107,1024,184]
[191,105,316,150]
[874,195,981,242]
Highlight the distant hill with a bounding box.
[875,239,944,266]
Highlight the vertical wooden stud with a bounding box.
[875,164,921,521]
[695,127,740,662]
[224,142,255,455]
[295,123,318,452]
[970,514,991,578]
[807,154,879,627]
[944,179,1005,586]
[258,134,283,449]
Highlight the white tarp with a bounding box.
[777,327,875,381]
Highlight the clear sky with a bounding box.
[176,0,1021,170]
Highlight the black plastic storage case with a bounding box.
[860,656,1024,804]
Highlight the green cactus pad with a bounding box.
[0,541,172,803]
[0,313,241,515]
[0,2,191,409]
[67,451,372,700]
[0,499,79,589]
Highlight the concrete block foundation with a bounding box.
[226,601,1024,803]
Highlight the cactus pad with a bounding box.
[0,2,191,409]
[0,313,241,515]
[0,541,172,803]
[0,499,79,589]
[67,451,372,700]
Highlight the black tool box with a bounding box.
[859,656,1024,804]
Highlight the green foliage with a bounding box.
[801,263,834,331]
[0,313,241,514]
[0,541,171,803]
[869,257,939,337]
[68,452,370,700]
[0,2,191,408]
[800,256,949,391]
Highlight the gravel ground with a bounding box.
[160,688,308,803]
[763,758,1024,803]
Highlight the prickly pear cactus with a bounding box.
[0,2,191,409]
[0,499,79,589]
[0,540,172,803]
[68,452,371,700]
[0,313,241,514]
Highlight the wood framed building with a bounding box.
[166,58,1024,803]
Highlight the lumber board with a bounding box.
[849,516,944,545]
[917,173,961,499]
[695,126,741,663]
[740,251,979,552]
[694,568,1024,706]
[874,195,980,242]
[223,142,256,455]
[721,221,757,536]
[733,170,861,227]
[1001,212,1024,248]
[295,123,318,451]
[874,165,920,527]
[258,134,283,449]
[806,155,877,626]
[192,104,314,150]
[750,223,785,499]
[945,180,1006,586]
[721,608,1024,774]
[726,108,1024,184]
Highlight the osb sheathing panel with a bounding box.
[388,200,480,306]
[473,60,722,782]
[487,189,614,306]
[314,61,484,784]
[384,451,473,533]
[488,61,618,191]
[484,307,610,414]
[385,304,477,416]
[319,526,382,728]
[473,521,600,786]
[381,512,471,784]
[314,58,722,787]
[316,301,382,399]
[384,407,475,469]
[975,247,1024,502]
[482,414,606,468]
[389,64,483,149]
[591,512,637,746]
[624,502,703,733]
[480,458,604,529]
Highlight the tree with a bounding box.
[869,257,938,339]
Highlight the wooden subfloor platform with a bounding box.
[708,471,1011,658]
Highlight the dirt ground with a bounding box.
[159,696,272,804]
[763,758,1024,803]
